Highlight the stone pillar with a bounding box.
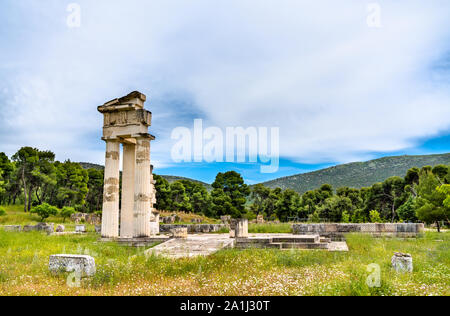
[235,219,249,238]
[101,140,120,238]
[120,143,136,238]
[133,137,152,237]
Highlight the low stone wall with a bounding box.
[23,223,54,234]
[160,224,228,234]
[292,223,424,240]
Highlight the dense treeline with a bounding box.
[0,147,103,214]
[0,147,449,229]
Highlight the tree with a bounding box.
[31,203,59,222]
[179,180,209,215]
[432,165,449,183]
[275,189,300,222]
[250,184,271,215]
[153,175,172,211]
[60,206,75,223]
[85,168,104,212]
[262,188,282,220]
[416,179,450,232]
[211,171,250,219]
[170,181,191,212]
[396,197,417,222]
[12,147,56,212]
[53,161,89,208]
[316,195,353,223]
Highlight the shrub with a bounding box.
[30,203,59,222]
[60,206,76,223]
[341,210,350,223]
[369,210,382,223]
[0,207,6,216]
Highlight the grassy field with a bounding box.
[0,204,96,232]
[0,205,449,296]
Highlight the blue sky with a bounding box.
[0,0,449,184]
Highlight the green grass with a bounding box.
[0,205,448,296]
[0,229,448,296]
[248,223,292,233]
[0,204,96,232]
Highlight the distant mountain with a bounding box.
[78,162,212,191]
[261,153,450,194]
[79,162,104,171]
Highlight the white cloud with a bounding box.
[0,0,449,167]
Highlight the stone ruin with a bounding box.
[98,91,158,239]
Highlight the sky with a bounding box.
[0,0,449,184]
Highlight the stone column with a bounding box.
[101,140,120,238]
[133,137,152,237]
[120,143,136,238]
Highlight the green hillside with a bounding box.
[261,153,450,194]
[158,175,212,191]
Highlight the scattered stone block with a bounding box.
[2,225,22,232]
[235,219,249,238]
[23,223,54,234]
[75,225,86,233]
[392,252,413,273]
[95,225,102,233]
[49,254,96,277]
[171,227,188,239]
[220,215,231,224]
[56,225,65,233]
[256,215,264,224]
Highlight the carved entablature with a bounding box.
[102,109,152,128]
[98,91,153,141]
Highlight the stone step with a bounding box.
[236,242,282,249]
[271,235,320,244]
[278,242,329,250]
[145,236,235,258]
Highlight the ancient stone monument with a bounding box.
[98,91,157,238]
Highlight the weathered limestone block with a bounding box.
[163,216,176,224]
[75,225,86,233]
[220,215,231,224]
[23,223,54,234]
[56,225,65,233]
[384,223,397,233]
[235,219,249,238]
[85,214,101,225]
[160,224,228,233]
[256,215,264,224]
[49,255,96,277]
[171,227,188,239]
[2,225,22,232]
[149,221,159,235]
[360,223,376,233]
[325,224,338,232]
[336,224,361,233]
[391,252,413,273]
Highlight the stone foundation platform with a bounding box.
[292,223,424,240]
